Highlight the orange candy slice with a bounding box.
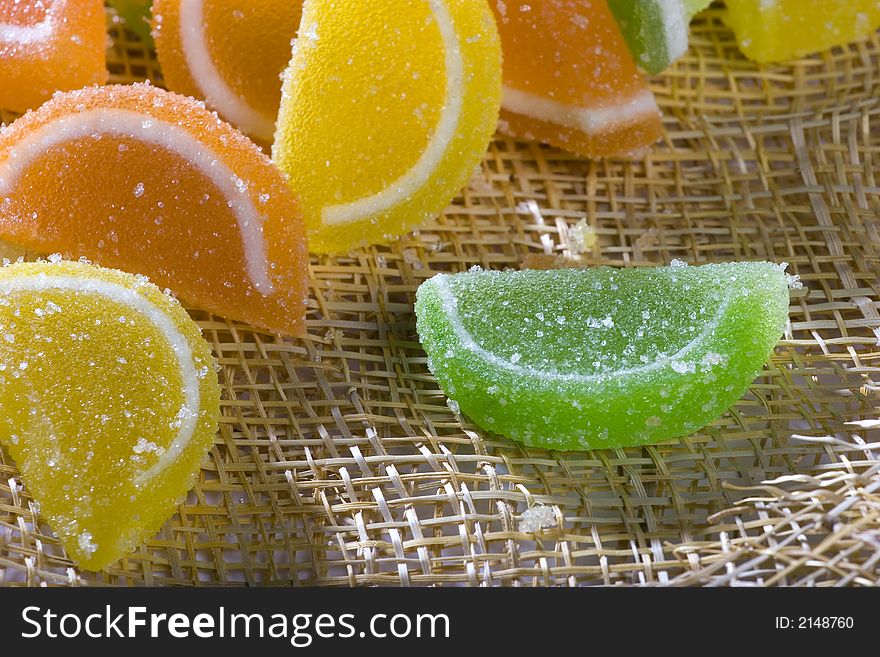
[491,0,663,158]
[0,0,107,113]
[154,0,303,142]
[0,83,309,336]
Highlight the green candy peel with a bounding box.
[610,0,712,75]
[109,0,154,48]
[415,262,790,451]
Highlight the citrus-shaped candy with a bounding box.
[0,259,220,570]
[272,0,502,254]
[109,0,155,48]
[724,0,880,63]
[609,0,712,75]
[0,0,107,113]
[491,0,662,159]
[0,83,309,336]
[415,262,790,450]
[153,0,302,142]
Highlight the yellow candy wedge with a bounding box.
[0,259,220,571]
[272,0,502,253]
[725,0,880,63]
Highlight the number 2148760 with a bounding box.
[775,617,854,630]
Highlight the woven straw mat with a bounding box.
[1,5,879,587]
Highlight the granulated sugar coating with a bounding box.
[724,0,880,63]
[518,505,557,533]
[153,0,303,142]
[415,262,791,450]
[491,0,663,158]
[272,0,502,253]
[0,83,309,336]
[0,0,107,113]
[0,259,220,571]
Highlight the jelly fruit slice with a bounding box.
[272,0,502,254]
[153,0,303,142]
[491,0,662,159]
[724,0,880,63]
[415,262,790,451]
[0,259,221,571]
[110,0,155,48]
[609,0,712,75]
[0,0,107,113]
[0,83,309,336]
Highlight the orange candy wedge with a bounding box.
[154,0,303,142]
[491,0,663,158]
[0,83,309,335]
[0,0,107,113]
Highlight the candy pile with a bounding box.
[4,0,876,254]
[0,0,847,569]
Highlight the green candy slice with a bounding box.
[109,0,154,48]
[609,0,712,75]
[415,262,790,451]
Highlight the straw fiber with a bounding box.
[0,4,879,587]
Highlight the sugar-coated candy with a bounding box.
[725,0,880,63]
[609,0,712,75]
[154,0,303,142]
[0,83,309,335]
[415,262,791,450]
[0,0,107,113]
[0,259,220,570]
[272,0,502,254]
[491,0,663,158]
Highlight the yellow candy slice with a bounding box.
[725,0,880,63]
[272,0,502,253]
[0,259,220,571]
